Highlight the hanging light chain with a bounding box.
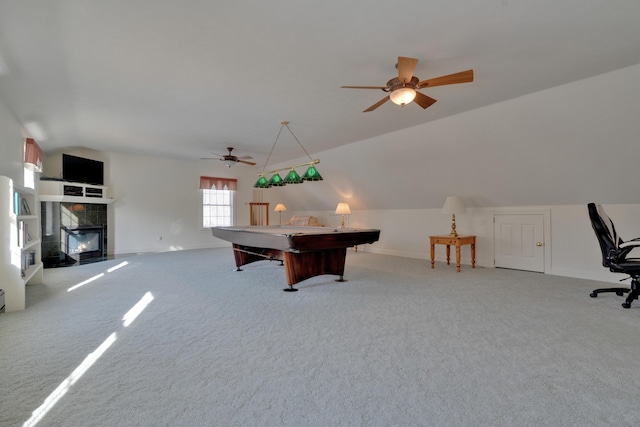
[254,120,323,188]
[283,122,314,162]
[259,122,285,173]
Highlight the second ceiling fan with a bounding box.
[341,56,473,112]
[202,147,256,167]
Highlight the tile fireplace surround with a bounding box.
[41,202,108,267]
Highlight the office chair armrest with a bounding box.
[619,240,640,249]
[612,239,640,260]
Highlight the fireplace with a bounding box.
[64,226,104,262]
[41,202,108,267]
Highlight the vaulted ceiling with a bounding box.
[1,0,639,166]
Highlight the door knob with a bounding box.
[536,242,543,247]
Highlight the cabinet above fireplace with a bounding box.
[39,180,114,204]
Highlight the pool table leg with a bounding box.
[283,248,347,289]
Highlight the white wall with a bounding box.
[28,63,640,287]
[262,65,640,285]
[35,141,640,287]
[43,149,258,255]
[289,203,640,286]
[0,100,30,186]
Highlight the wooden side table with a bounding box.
[430,235,476,272]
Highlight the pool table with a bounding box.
[211,226,381,290]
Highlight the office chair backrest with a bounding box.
[588,203,620,268]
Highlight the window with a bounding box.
[202,188,233,227]
[200,176,237,228]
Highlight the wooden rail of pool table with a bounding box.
[211,226,380,290]
[232,243,347,287]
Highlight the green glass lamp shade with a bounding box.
[283,169,303,184]
[254,175,271,188]
[268,173,286,186]
[302,165,323,181]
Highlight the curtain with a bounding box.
[199,176,237,191]
[24,138,44,172]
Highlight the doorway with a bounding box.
[494,213,545,272]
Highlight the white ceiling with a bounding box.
[1,0,640,165]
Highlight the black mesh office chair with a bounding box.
[588,203,640,308]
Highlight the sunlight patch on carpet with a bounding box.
[123,292,154,327]
[67,260,129,292]
[23,288,154,426]
[23,333,117,427]
[107,260,129,273]
[67,273,104,292]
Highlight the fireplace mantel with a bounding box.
[39,180,114,204]
[39,194,114,204]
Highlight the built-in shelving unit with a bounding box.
[0,175,44,312]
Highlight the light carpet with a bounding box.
[1,248,640,426]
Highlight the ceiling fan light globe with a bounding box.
[223,159,236,167]
[390,87,416,106]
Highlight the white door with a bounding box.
[494,214,545,272]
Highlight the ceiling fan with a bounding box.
[202,147,256,167]
[341,56,474,112]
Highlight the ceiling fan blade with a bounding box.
[413,92,438,109]
[363,96,390,112]
[397,56,418,84]
[417,70,474,88]
[238,155,253,160]
[237,159,256,166]
[341,85,388,89]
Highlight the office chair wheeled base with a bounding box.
[589,288,628,298]
[622,288,639,309]
[590,279,639,308]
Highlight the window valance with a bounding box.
[199,176,237,191]
[25,138,44,172]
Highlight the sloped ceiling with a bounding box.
[0,0,639,169]
[265,63,640,210]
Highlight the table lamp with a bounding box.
[274,203,287,225]
[335,202,351,228]
[442,196,466,237]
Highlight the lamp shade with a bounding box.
[335,202,351,215]
[442,196,466,214]
[274,203,287,212]
[254,175,271,188]
[268,173,286,186]
[302,165,323,181]
[283,169,303,184]
[389,87,417,106]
